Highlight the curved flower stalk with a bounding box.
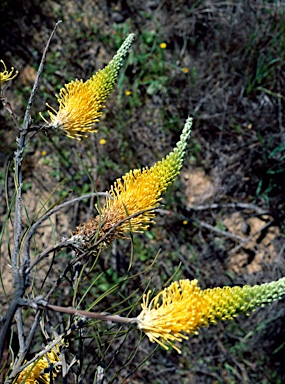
[136,277,285,353]
[12,344,61,383]
[40,34,135,139]
[0,60,18,87]
[73,117,192,246]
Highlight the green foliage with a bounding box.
[245,10,285,96]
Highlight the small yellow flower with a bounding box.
[182,220,188,225]
[182,67,188,74]
[125,90,131,96]
[40,34,135,140]
[13,344,61,383]
[41,150,47,156]
[73,117,192,246]
[136,277,285,353]
[0,60,18,86]
[160,42,167,49]
[99,138,106,145]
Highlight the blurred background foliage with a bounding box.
[1,0,285,383]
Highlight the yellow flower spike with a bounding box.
[136,277,285,353]
[12,343,61,383]
[73,117,192,246]
[0,60,18,87]
[41,34,135,140]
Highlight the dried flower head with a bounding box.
[40,34,135,139]
[73,117,192,246]
[136,277,285,353]
[0,60,18,87]
[13,344,61,383]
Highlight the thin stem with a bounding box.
[27,241,77,273]
[0,93,22,130]
[1,121,26,359]
[0,297,19,362]
[15,308,26,353]
[44,207,158,302]
[23,192,111,280]
[21,300,136,324]
[25,310,42,358]
[185,202,269,215]
[22,20,62,131]
[0,20,62,365]
[194,218,247,243]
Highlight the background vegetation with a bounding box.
[1,0,285,383]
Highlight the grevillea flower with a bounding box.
[40,34,135,139]
[0,60,18,87]
[136,277,285,353]
[73,117,192,246]
[13,344,61,383]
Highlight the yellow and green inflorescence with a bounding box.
[13,344,61,383]
[40,34,135,139]
[136,277,285,353]
[73,117,192,246]
[0,60,18,87]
